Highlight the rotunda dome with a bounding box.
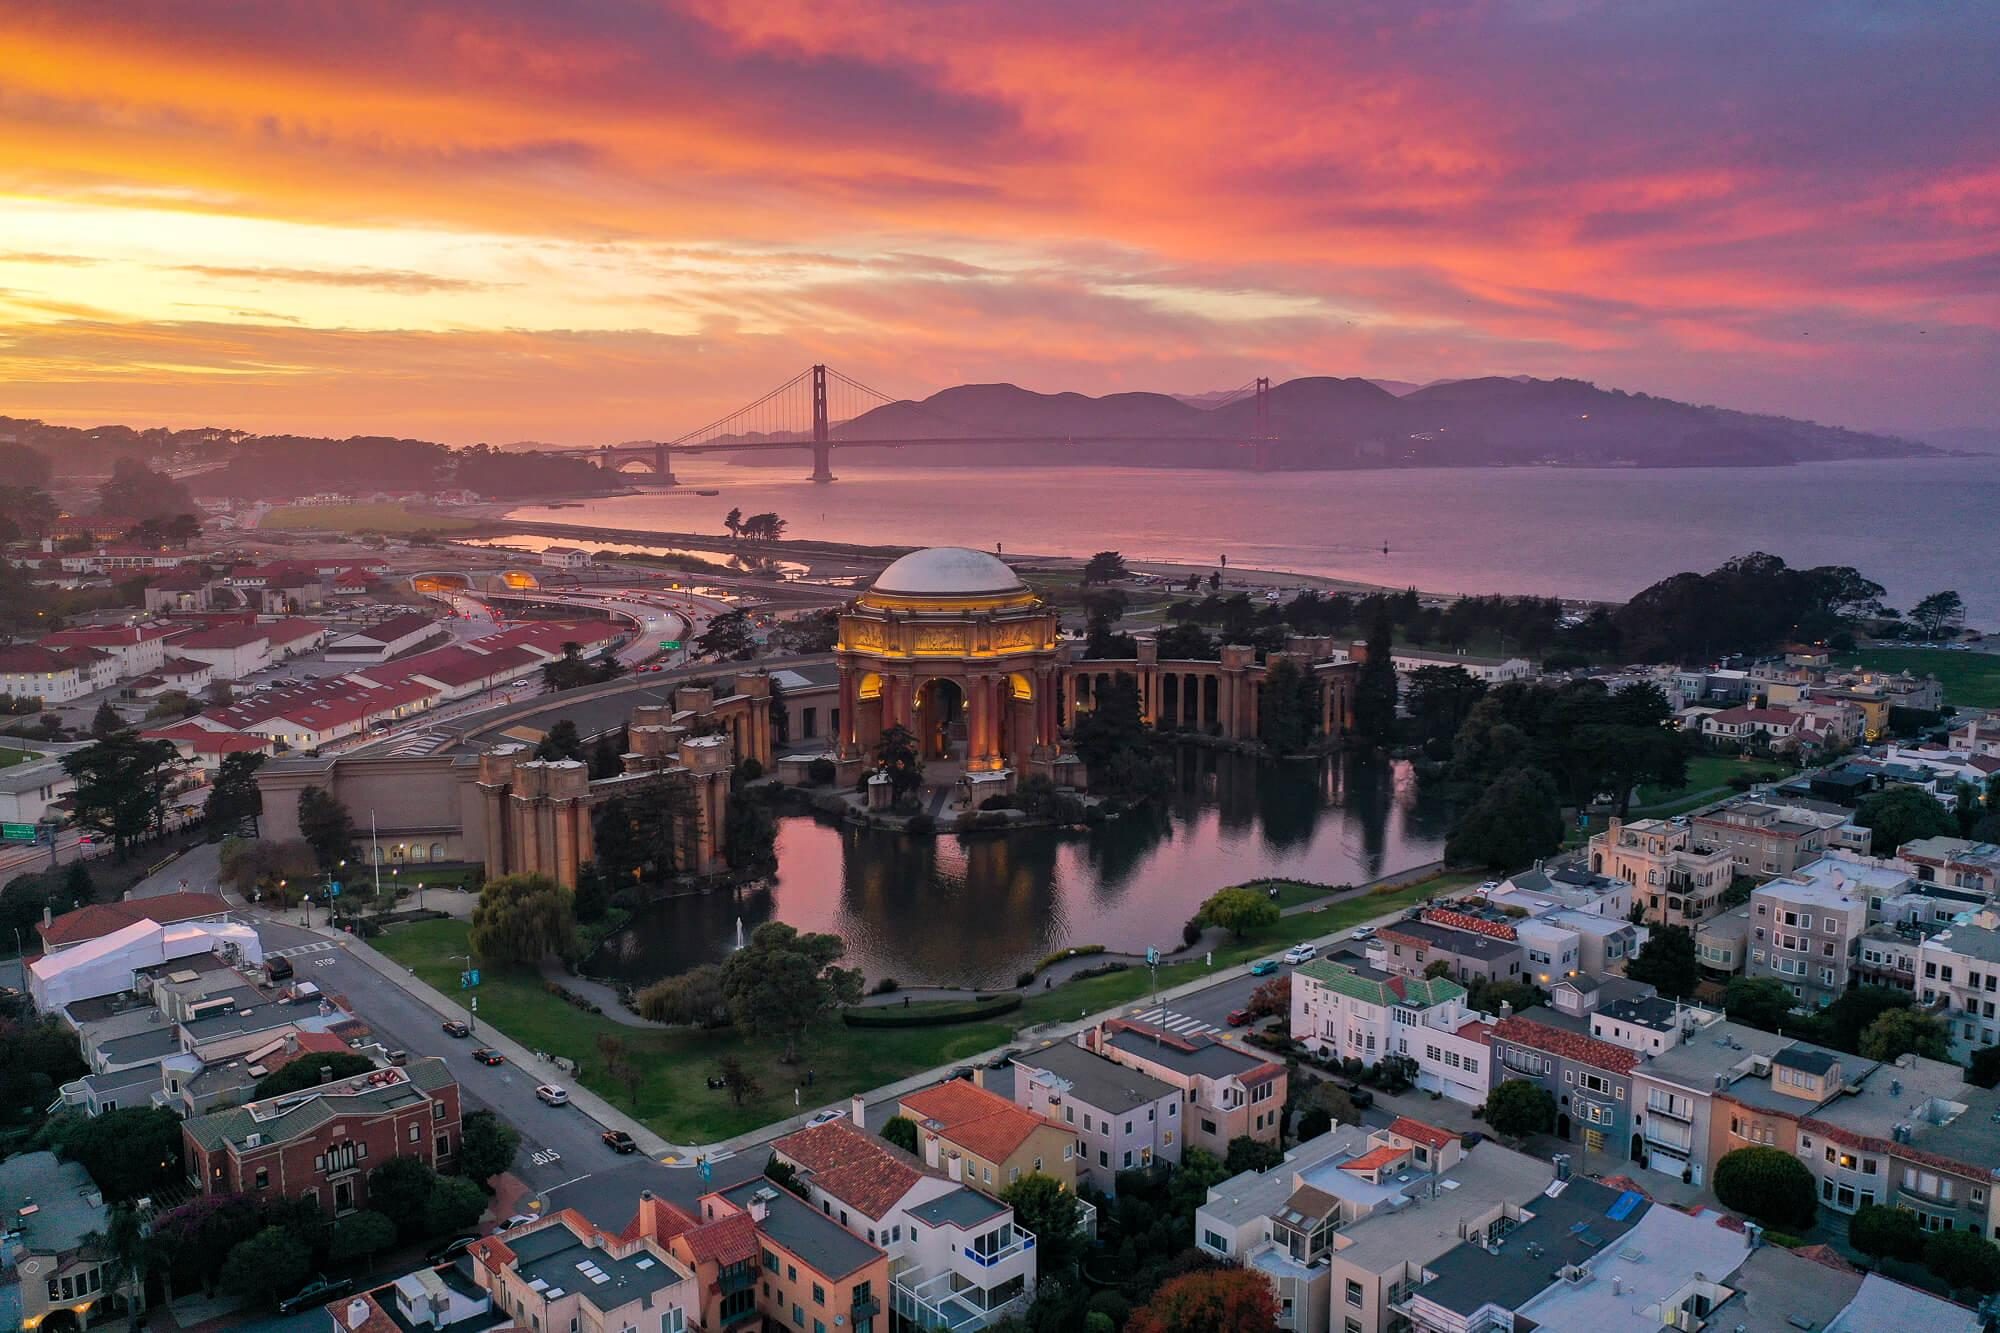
[866,546,1027,599]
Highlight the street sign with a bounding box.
[1145,947,1159,967]
[328,881,342,897]
[663,640,682,650]
[468,969,481,987]
[0,823,34,842]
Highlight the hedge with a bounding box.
[841,995,1023,1027]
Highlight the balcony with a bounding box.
[894,1268,1030,1332]
[963,1224,1036,1268]
[851,1293,883,1322]
[717,1262,757,1295]
[1644,1098,1695,1123]
[1074,1197,1098,1240]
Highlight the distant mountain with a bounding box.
[1906,426,2000,455]
[729,374,1937,471]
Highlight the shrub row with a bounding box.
[842,994,1022,1027]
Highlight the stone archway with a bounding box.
[915,677,964,761]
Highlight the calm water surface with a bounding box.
[591,749,1446,989]
[512,455,2000,626]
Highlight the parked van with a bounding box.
[264,956,295,984]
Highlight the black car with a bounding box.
[603,1129,638,1154]
[471,1047,505,1066]
[278,1274,353,1315]
[1341,1082,1375,1109]
[986,1048,1021,1070]
[427,1235,477,1266]
[441,1019,470,1038]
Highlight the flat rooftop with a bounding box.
[1322,1142,1556,1278]
[507,1221,688,1313]
[1517,1206,1750,1331]
[1015,1040,1175,1114]
[1412,1178,1640,1317]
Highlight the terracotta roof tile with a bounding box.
[1491,1014,1638,1074]
[773,1120,929,1220]
[1339,1145,1406,1174]
[900,1080,1064,1164]
[1387,1116,1456,1152]
[37,891,232,948]
[678,1212,760,1267]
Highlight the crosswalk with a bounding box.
[1131,1006,1220,1039]
[268,940,341,960]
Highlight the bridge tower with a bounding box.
[652,441,678,487]
[1252,376,1277,471]
[809,363,835,482]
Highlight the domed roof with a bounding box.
[868,547,1026,598]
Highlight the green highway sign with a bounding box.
[663,640,682,650]
[1,823,34,842]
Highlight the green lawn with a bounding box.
[1838,647,2000,710]
[375,870,1474,1144]
[0,747,38,770]
[262,502,478,534]
[1633,754,1786,811]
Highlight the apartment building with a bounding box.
[0,1152,141,1331]
[1692,798,1869,878]
[898,1079,1079,1197]
[1913,917,2000,1059]
[37,623,173,678]
[470,1210,697,1333]
[1194,1120,1553,1333]
[1011,1040,1181,1188]
[181,1057,461,1214]
[1487,864,1637,919]
[1695,906,1752,978]
[1371,918,1525,986]
[1898,835,2000,898]
[323,1261,497,1333]
[1588,817,1734,927]
[1290,959,1492,1105]
[1801,1053,2000,1235]
[1627,1020,1795,1187]
[1745,864,1868,1008]
[1700,705,1804,749]
[1084,1018,1288,1153]
[1487,1011,1638,1154]
[0,645,91,703]
[703,1176,892,1333]
[1707,1041,1869,1178]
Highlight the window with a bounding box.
[254,1167,269,1189]
[437,1134,450,1157]
[764,1250,780,1274]
[1346,1278,1364,1307]
[1064,1106,1074,1124]
[409,1123,420,1143]
[1203,1229,1228,1252]
[812,1283,825,1305]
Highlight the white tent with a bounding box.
[29,917,264,1011]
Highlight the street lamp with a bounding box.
[302,895,312,929]
[417,880,425,910]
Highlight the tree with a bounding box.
[83,1202,148,1330]
[874,724,922,801]
[880,1115,919,1154]
[217,836,315,899]
[253,1051,376,1100]
[424,1175,488,1237]
[1001,1172,1084,1273]
[1255,657,1319,753]
[1909,590,1966,639]
[1712,1146,1817,1230]
[1082,551,1128,585]
[1070,674,1167,798]
[1483,1079,1555,1139]
[61,731,183,856]
[1128,1267,1281,1333]
[1350,608,1399,746]
[1445,767,1564,870]
[98,458,195,521]
[694,610,755,659]
[534,718,586,762]
[1854,786,1954,855]
[296,785,358,870]
[1198,886,1280,939]
[1925,1228,2000,1295]
[330,1209,397,1270]
[1403,665,1487,745]
[541,641,626,691]
[719,920,864,1063]
[219,1226,311,1306]
[1246,975,1290,1020]
[723,506,743,540]
[724,795,777,869]
[1625,924,1700,999]
[738,512,787,542]
[597,1032,643,1106]
[145,690,196,721]
[366,1157,438,1240]
[1848,1202,1926,1264]
[40,1107,185,1201]
[638,963,729,1027]
[714,1053,762,1107]
[1857,1007,1951,1062]
[1967,1045,2000,1090]
[587,729,627,780]
[1724,977,1798,1033]
[1224,1135,1283,1174]
[458,1109,520,1188]
[468,873,577,964]
[203,751,265,830]
[91,701,125,738]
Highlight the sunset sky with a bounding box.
[1,1,1994,444]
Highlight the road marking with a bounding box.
[1134,1006,1217,1037]
[268,940,340,959]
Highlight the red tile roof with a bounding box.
[169,623,270,649]
[677,1212,760,1267]
[0,645,77,673]
[1339,1145,1407,1174]
[622,1194,701,1247]
[900,1080,1065,1164]
[1491,1014,1638,1074]
[773,1121,930,1220]
[38,890,232,948]
[41,624,174,646]
[1387,1116,1456,1152]
[1423,906,1518,941]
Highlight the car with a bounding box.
[441,1019,470,1038]
[602,1129,638,1153]
[1248,959,1280,976]
[986,1048,1021,1070]
[1460,1131,1488,1150]
[493,1214,536,1234]
[535,1083,569,1106]
[1226,1008,1252,1027]
[805,1107,848,1128]
[471,1048,505,1066]
[427,1235,477,1266]
[386,1049,409,1066]
[278,1274,353,1315]
[1283,943,1317,965]
[1351,926,1376,941]
[1340,1081,1375,1109]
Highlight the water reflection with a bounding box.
[591,747,1447,989]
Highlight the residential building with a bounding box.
[0,1151,141,1330]
[1487,1010,1637,1154]
[1799,1053,2000,1232]
[1707,1041,1871,1186]
[686,1175,893,1333]
[1745,862,1869,1008]
[1584,989,1721,1057]
[1692,797,1869,879]
[38,623,173,678]
[1488,863,1636,919]
[1898,836,2000,898]
[1382,647,1532,684]
[0,644,89,702]
[1290,959,1492,1105]
[1704,1243,1982,1333]
[1011,1039,1181,1187]
[1949,716,2000,759]
[1195,1122,1553,1333]
[1700,704,1804,750]
[0,751,75,825]
[541,545,593,570]
[1856,921,1929,993]
[1085,1017,1289,1152]
[470,1210,696,1333]
[1628,1019,1795,1186]
[126,654,214,699]
[143,567,217,613]
[897,1079,1079,1197]
[1913,916,2000,1058]
[1588,817,1734,927]
[181,1056,461,1214]
[1695,906,1751,977]
[165,623,272,679]
[1371,918,1525,987]
[322,1262,503,1333]
[325,613,443,663]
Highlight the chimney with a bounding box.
[42,905,52,928]
[285,1032,299,1054]
[749,1192,771,1223]
[1612,1276,1622,1296]
[318,1064,334,1084]
[345,1297,371,1329]
[850,1095,866,1131]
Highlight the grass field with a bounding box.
[0,747,39,770]
[1838,648,2000,710]
[374,870,1475,1143]
[1633,754,1787,810]
[261,502,479,534]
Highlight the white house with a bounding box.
[0,646,89,703]
[165,624,271,680]
[540,545,593,570]
[36,624,173,679]
[1291,956,1494,1104]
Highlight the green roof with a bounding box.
[183,1056,454,1152]
[1295,958,1465,1009]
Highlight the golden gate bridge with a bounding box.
[576,365,1278,485]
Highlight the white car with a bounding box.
[493,1214,536,1234]
[1351,926,1376,941]
[805,1107,848,1128]
[535,1084,569,1106]
[1283,943,1317,965]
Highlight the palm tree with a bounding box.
[83,1203,148,1330]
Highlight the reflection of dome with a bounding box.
[868,547,1026,598]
